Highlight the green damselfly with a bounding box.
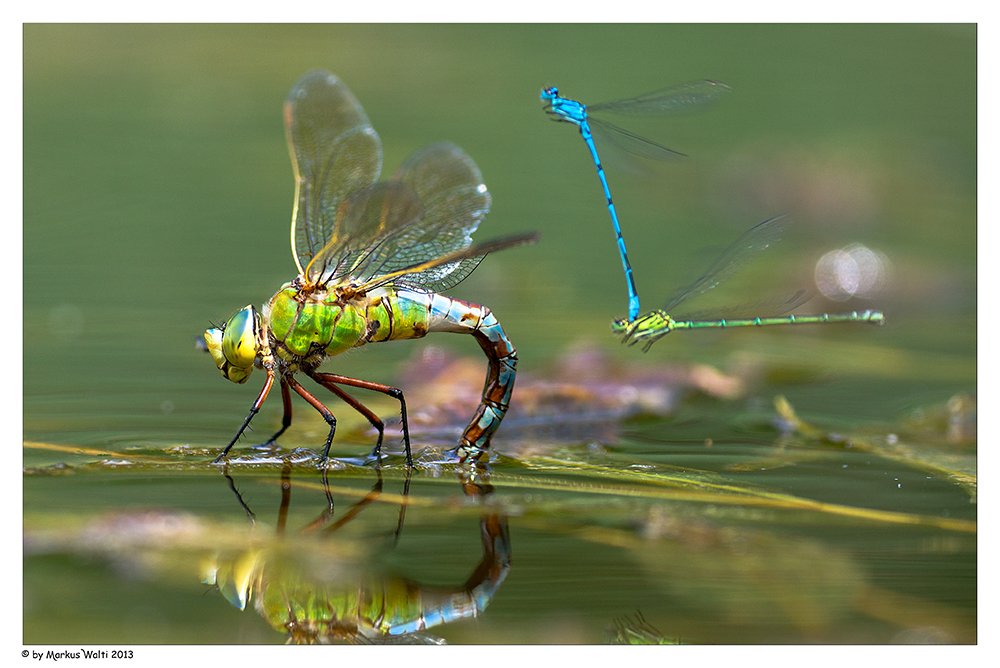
[612,215,884,351]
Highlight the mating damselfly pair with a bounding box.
[541,83,884,345]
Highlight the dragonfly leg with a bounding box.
[283,467,411,549]
[260,378,294,446]
[285,376,338,464]
[392,469,412,547]
[322,473,384,534]
[298,468,337,533]
[309,371,412,468]
[220,469,256,523]
[213,370,276,463]
[277,462,292,537]
[319,382,386,459]
[308,373,387,462]
[302,467,410,547]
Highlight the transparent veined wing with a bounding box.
[304,181,423,284]
[661,215,792,314]
[587,117,687,161]
[375,142,492,290]
[306,142,493,292]
[676,289,814,321]
[285,69,382,276]
[588,80,731,116]
[584,80,733,163]
[357,231,540,293]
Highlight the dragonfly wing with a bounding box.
[677,289,815,321]
[358,232,539,293]
[306,181,424,285]
[662,215,792,313]
[589,80,732,116]
[286,91,512,294]
[286,70,382,276]
[351,142,493,291]
[589,117,687,162]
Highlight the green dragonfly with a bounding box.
[204,70,537,467]
[612,215,885,351]
[205,467,510,644]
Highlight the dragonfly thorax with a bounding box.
[266,282,369,366]
[292,274,367,302]
[611,312,676,338]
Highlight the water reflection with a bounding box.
[606,611,677,645]
[204,465,511,644]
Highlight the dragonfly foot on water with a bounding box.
[441,444,497,468]
[435,447,465,464]
[363,451,383,465]
[317,455,339,470]
[361,445,390,469]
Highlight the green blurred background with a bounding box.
[23,24,976,644]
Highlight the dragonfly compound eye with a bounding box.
[204,306,259,384]
[203,327,227,370]
[223,305,259,361]
[201,552,259,611]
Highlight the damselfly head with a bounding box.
[610,317,629,333]
[204,305,260,384]
[540,87,560,114]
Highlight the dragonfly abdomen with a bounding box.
[362,288,433,344]
[413,291,518,461]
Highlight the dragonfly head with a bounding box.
[204,305,260,384]
[201,550,262,611]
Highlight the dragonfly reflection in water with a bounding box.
[203,70,538,466]
[204,467,511,644]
